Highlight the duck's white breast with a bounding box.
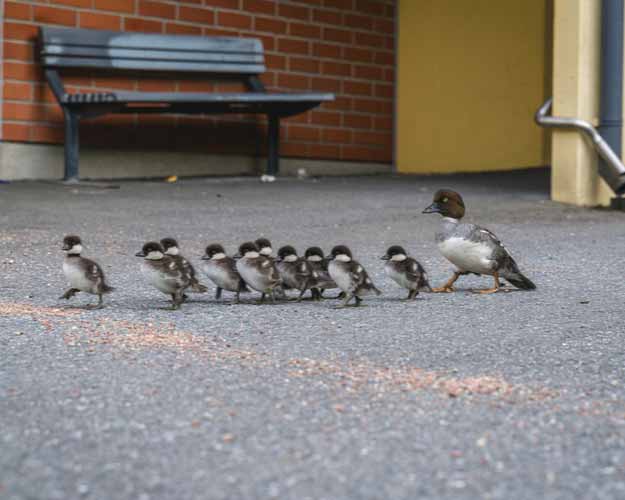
[202,262,238,291]
[385,265,415,290]
[438,237,494,274]
[236,260,267,292]
[63,261,94,292]
[328,262,353,292]
[141,262,176,294]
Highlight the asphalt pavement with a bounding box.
[1,169,625,500]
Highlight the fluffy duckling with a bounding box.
[136,241,191,309]
[381,245,431,299]
[60,235,113,309]
[235,241,282,303]
[423,189,536,293]
[160,237,207,294]
[304,246,338,300]
[276,245,314,301]
[328,245,381,307]
[201,243,249,303]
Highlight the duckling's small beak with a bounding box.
[380,255,390,260]
[62,244,71,251]
[423,202,441,214]
[201,254,210,260]
[233,253,241,260]
[135,251,145,257]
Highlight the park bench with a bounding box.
[38,26,335,182]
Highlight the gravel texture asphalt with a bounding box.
[1,169,625,500]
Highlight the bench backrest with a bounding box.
[39,27,266,76]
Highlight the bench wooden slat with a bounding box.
[63,91,335,104]
[41,27,263,54]
[43,45,265,65]
[43,55,266,74]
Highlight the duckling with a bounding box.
[423,189,536,293]
[304,246,338,300]
[60,235,113,309]
[235,241,282,303]
[201,243,249,303]
[136,241,191,309]
[275,245,314,301]
[255,237,287,298]
[328,245,381,307]
[160,237,207,294]
[381,245,431,299]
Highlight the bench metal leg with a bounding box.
[63,109,80,182]
[267,114,280,176]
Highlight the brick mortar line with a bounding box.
[5,14,395,39]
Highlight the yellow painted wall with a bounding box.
[397,0,551,173]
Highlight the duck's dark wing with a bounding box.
[260,257,281,284]
[296,259,313,279]
[80,257,114,292]
[173,255,196,278]
[156,257,192,287]
[469,225,535,289]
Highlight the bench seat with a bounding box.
[62,91,334,117]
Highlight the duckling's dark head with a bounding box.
[381,245,407,260]
[203,243,226,260]
[330,245,352,261]
[136,241,164,259]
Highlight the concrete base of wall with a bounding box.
[0,142,392,181]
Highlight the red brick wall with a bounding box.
[1,0,395,164]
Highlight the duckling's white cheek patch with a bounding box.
[307,255,323,262]
[259,248,272,256]
[335,254,351,262]
[284,255,298,262]
[146,250,164,260]
[166,247,180,256]
[68,244,83,255]
[212,252,226,260]
[391,254,407,262]
[245,251,260,258]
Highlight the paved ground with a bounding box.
[1,169,625,500]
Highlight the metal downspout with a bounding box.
[599,0,625,199]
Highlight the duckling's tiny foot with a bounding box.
[474,288,499,295]
[432,286,455,293]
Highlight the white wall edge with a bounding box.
[0,142,392,181]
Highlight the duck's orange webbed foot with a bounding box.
[432,272,463,293]
[472,272,504,294]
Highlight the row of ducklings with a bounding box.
[60,235,430,309]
